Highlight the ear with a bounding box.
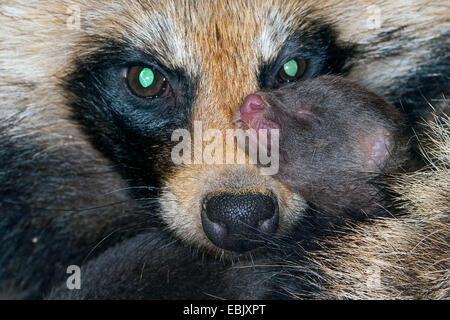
[362,128,393,171]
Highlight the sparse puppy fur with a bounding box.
[0,0,448,299]
[237,76,414,217]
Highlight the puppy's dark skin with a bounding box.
[238,75,413,217]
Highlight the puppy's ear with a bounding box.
[361,128,393,171]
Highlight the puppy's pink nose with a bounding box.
[239,94,279,132]
[240,94,267,125]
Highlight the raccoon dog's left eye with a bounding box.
[126,66,169,98]
[277,58,307,83]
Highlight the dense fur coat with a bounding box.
[0,0,448,299]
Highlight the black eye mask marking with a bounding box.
[259,23,355,89]
[64,42,196,191]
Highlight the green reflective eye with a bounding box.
[278,58,307,83]
[139,67,155,88]
[283,59,299,77]
[127,66,169,98]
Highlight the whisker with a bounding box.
[104,185,166,195]
[82,228,126,264]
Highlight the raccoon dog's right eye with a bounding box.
[126,66,170,98]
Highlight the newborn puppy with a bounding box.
[237,76,412,217]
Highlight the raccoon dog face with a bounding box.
[14,0,442,256]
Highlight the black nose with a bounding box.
[201,192,279,253]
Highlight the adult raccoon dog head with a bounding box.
[1,0,447,263]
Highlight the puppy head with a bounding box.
[236,76,411,215]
